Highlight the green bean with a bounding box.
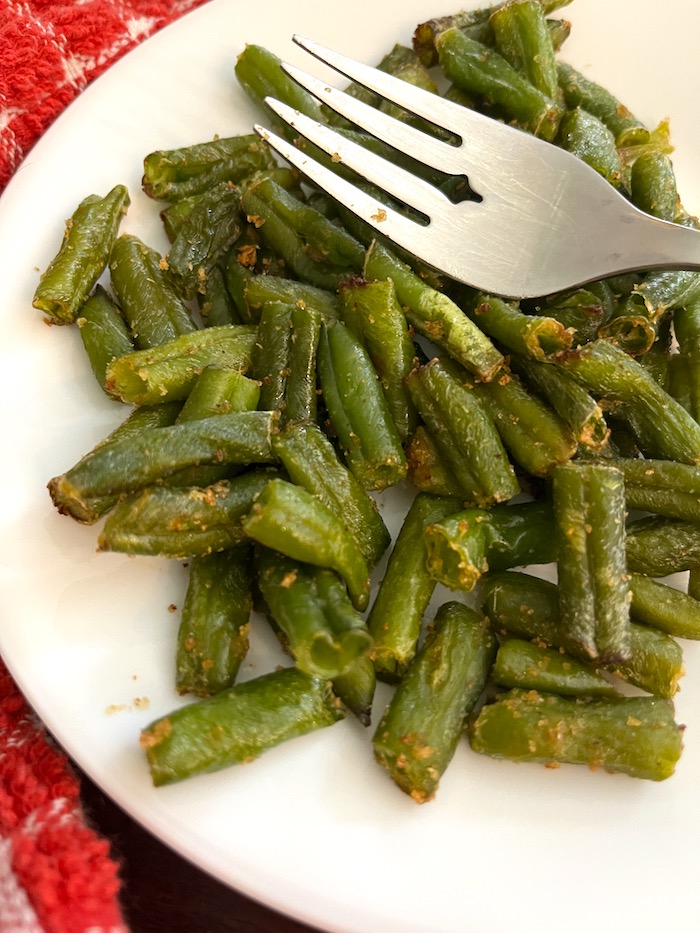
[176,546,253,697]
[272,421,390,569]
[33,184,130,324]
[48,411,277,517]
[597,293,658,356]
[368,493,460,682]
[165,182,242,299]
[425,499,557,591]
[317,319,407,492]
[99,470,274,558]
[605,456,700,524]
[373,602,495,802]
[241,177,364,290]
[436,27,563,140]
[76,285,134,391]
[405,358,519,505]
[251,302,322,425]
[556,108,626,189]
[109,233,196,348]
[554,338,700,463]
[405,425,465,498]
[176,367,260,422]
[490,0,559,99]
[364,241,503,381]
[142,133,276,201]
[141,666,345,786]
[673,296,700,420]
[467,294,573,360]
[481,571,684,697]
[338,277,419,442]
[197,261,242,327]
[243,477,371,612]
[49,401,182,524]
[469,689,683,781]
[492,639,620,698]
[629,573,700,641]
[557,61,649,147]
[257,548,372,680]
[552,461,630,664]
[536,285,612,346]
[514,357,609,451]
[470,366,577,477]
[630,151,680,222]
[241,273,339,324]
[104,324,257,405]
[626,515,700,576]
[331,656,376,727]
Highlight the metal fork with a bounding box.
[254,36,700,300]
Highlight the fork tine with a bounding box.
[254,119,436,254]
[281,61,466,179]
[260,97,448,219]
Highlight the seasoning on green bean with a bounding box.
[554,338,700,463]
[142,133,277,202]
[465,293,573,360]
[243,477,371,612]
[629,573,700,641]
[425,499,557,591]
[469,689,683,781]
[33,184,130,324]
[364,240,503,381]
[373,602,495,802]
[48,410,277,518]
[405,425,466,498]
[165,182,242,299]
[98,470,274,559]
[176,545,253,697]
[492,638,620,698]
[257,548,372,679]
[435,26,564,140]
[513,356,609,451]
[481,571,684,698]
[141,666,345,786]
[490,0,559,99]
[552,461,630,664]
[104,324,257,405]
[626,515,700,576]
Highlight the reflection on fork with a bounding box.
[254,35,700,300]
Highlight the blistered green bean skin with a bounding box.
[141,666,345,786]
[373,603,495,802]
[629,573,700,640]
[176,546,253,697]
[33,184,130,324]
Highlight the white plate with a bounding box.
[1,1,700,930]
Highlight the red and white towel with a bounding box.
[0,3,211,929]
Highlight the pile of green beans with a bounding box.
[38,0,700,795]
